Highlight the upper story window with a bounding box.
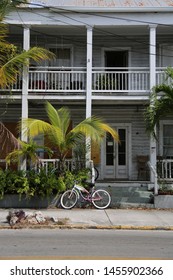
[160,121,173,159]
[163,124,173,158]
[49,48,71,67]
[160,45,173,67]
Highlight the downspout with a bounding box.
[147,161,158,195]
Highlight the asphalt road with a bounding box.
[0,229,173,259]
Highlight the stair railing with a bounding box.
[147,161,158,195]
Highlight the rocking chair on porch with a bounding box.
[137,155,149,181]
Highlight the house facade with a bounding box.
[1,0,173,187]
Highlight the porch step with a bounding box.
[95,182,154,208]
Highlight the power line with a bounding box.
[20,1,173,28]
[9,3,173,59]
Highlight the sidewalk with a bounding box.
[0,208,173,230]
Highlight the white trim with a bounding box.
[149,25,157,89]
[50,7,173,13]
[27,95,86,100]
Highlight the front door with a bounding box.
[105,50,128,68]
[102,125,130,179]
[105,50,128,90]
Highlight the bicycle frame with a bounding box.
[72,184,102,203]
[60,182,111,209]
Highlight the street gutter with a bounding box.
[0,224,173,231]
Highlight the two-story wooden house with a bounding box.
[1,0,173,192]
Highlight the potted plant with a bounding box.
[154,182,173,209]
[95,73,116,91]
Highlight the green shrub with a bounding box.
[0,167,90,199]
[0,169,6,199]
[1,169,29,198]
[26,169,60,197]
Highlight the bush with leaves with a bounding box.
[26,169,60,198]
[0,167,90,200]
[1,169,29,198]
[0,169,6,199]
[61,169,90,190]
[145,67,173,138]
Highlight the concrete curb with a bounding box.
[0,224,173,231]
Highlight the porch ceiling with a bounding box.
[8,24,173,37]
[0,97,149,108]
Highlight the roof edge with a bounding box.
[49,6,173,13]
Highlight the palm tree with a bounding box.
[145,67,173,138]
[0,0,55,161]
[0,0,55,88]
[21,102,119,173]
[0,0,24,21]
[5,138,53,169]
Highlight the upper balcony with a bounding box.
[0,67,171,100]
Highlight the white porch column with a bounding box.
[86,26,93,119]
[21,25,30,136]
[149,24,157,184]
[86,26,93,163]
[21,26,30,169]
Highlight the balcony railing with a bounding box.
[157,159,173,181]
[92,67,150,94]
[28,67,86,94]
[0,67,170,96]
[34,158,86,173]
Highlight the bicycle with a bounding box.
[60,182,111,210]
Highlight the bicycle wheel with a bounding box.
[60,189,78,209]
[92,189,111,209]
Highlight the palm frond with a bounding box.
[5,138,53,165]
[165,67,173,80]
[46,101,61,127]
[145,67,173,137]
[155,84,173,98]
[20,118,54,137]
[0,47,55,87]
[0,0,27,21]
[5,149,23,164]
[46,102,71,135]
[72,116,119,143]
[100,123,120,142]
[0,121,19,155]
[0,23,7,42]
[57,106,71,135]
[46,126,65,148]
[20,118,64,147]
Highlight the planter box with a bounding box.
[154,195,173,209]
[0,194,59,209]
